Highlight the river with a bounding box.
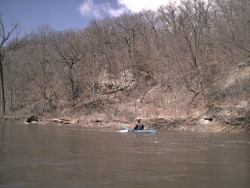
[0,122,249,188]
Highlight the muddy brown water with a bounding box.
[0,122,250,188]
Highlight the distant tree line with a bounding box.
[0,0,249,116]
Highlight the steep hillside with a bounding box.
[189,59,250,132]
[15,59,250,134]
[146,58,250,133]
[2,0,249,135]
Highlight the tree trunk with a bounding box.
[0,53,5,116]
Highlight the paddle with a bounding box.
[123,127,134,132]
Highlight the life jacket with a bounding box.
[137,123,144,130]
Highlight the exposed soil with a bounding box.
[3,59,250,134]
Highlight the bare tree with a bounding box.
[158,0,216,105]
[214,0,250,58]
[28,25,59,111]
[53,30,86,107]
[0,14,30,116]
[82,26,103,101]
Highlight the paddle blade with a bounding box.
[117,130,128,133]
[123,127,133,131]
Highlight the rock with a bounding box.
[236,101,248,108]
[196,105,250,132]
[26,115,39,123]
[97,69,141,94]
[52,118,71,124]
[204,117,213,121]
[237,58,250,68]
[91,119,102,123]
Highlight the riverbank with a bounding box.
[3,106,250,134]
[2,59,250,134]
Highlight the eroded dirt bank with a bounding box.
[4,106,250,134]
[2,59,250,134]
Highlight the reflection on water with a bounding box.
[0,122,250,188]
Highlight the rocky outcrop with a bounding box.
[192,104,250,133]
[148,117,188,131]
[147,105,250,133]
[202,104,249,126]
[98,69,136,94]
[195,58,250,133]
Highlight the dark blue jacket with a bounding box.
[134,123,144,130]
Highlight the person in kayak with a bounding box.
[133,119,144,130]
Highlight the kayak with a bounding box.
[123,127,157,134]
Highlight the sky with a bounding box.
[0,0,179,33]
